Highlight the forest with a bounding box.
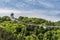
[0,16,60,40]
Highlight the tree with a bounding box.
[2,16,11,21]
[25,34,39,40]
[38,33,43,40]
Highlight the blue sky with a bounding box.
[0,0,60,21]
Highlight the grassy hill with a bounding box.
[0,16,60,40]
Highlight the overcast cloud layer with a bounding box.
[0,0,60,22]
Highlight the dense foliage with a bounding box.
[0,16,60,40]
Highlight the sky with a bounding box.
[0,0,60,22]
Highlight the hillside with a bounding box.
[0,16,60,40]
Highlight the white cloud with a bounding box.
[16,2,28,8]
[0,8,60,22]
[0,8,21,16]
[0,0,60,22]
[14,10,60,22]
[0,9,21,13]
[38,1,54,8]
[22,0,55,8]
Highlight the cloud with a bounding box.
[22,0,55,8]
[0,8,60,22]
[0,0,60,22]
[0,8,21,16]
[0,9,21,13]
[0,0,57,10]
[38,1,54,8]
[16,2,29,9]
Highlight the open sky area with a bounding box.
[0,0,60,22]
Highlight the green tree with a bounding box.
[2,16,11,21]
